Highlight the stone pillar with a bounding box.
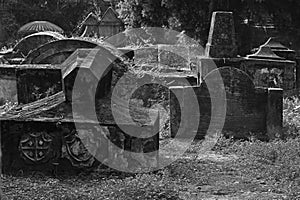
[266,88,283,140]
[205,11,238,58]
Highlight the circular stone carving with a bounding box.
[19,131,53,163]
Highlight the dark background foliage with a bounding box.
[116,0,300,54]
[2,0,300,54]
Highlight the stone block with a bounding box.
[61,49,114,103]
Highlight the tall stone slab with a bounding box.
[205,11,238,58]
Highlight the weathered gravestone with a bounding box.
[205,11,238,58]
[170,67,283,140]
[0,48,159,174]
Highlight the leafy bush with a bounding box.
[283,96,300,138]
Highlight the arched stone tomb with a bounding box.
[1,32,64,65]
[13,31,65,58]
[22,39,100,64]
[170,67,283,140]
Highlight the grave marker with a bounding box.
[205,11,238,58]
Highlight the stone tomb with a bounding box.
[23,39,99,65]
[253,37,300,90]
[0,32,65,65]
[0,48,159,174]
[242,45,296,90]
[170,67,283,140]
[13,32,65,58]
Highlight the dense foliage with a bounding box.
[117,0,300,51]
[2,0,104,43]
[3,0,300,51]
